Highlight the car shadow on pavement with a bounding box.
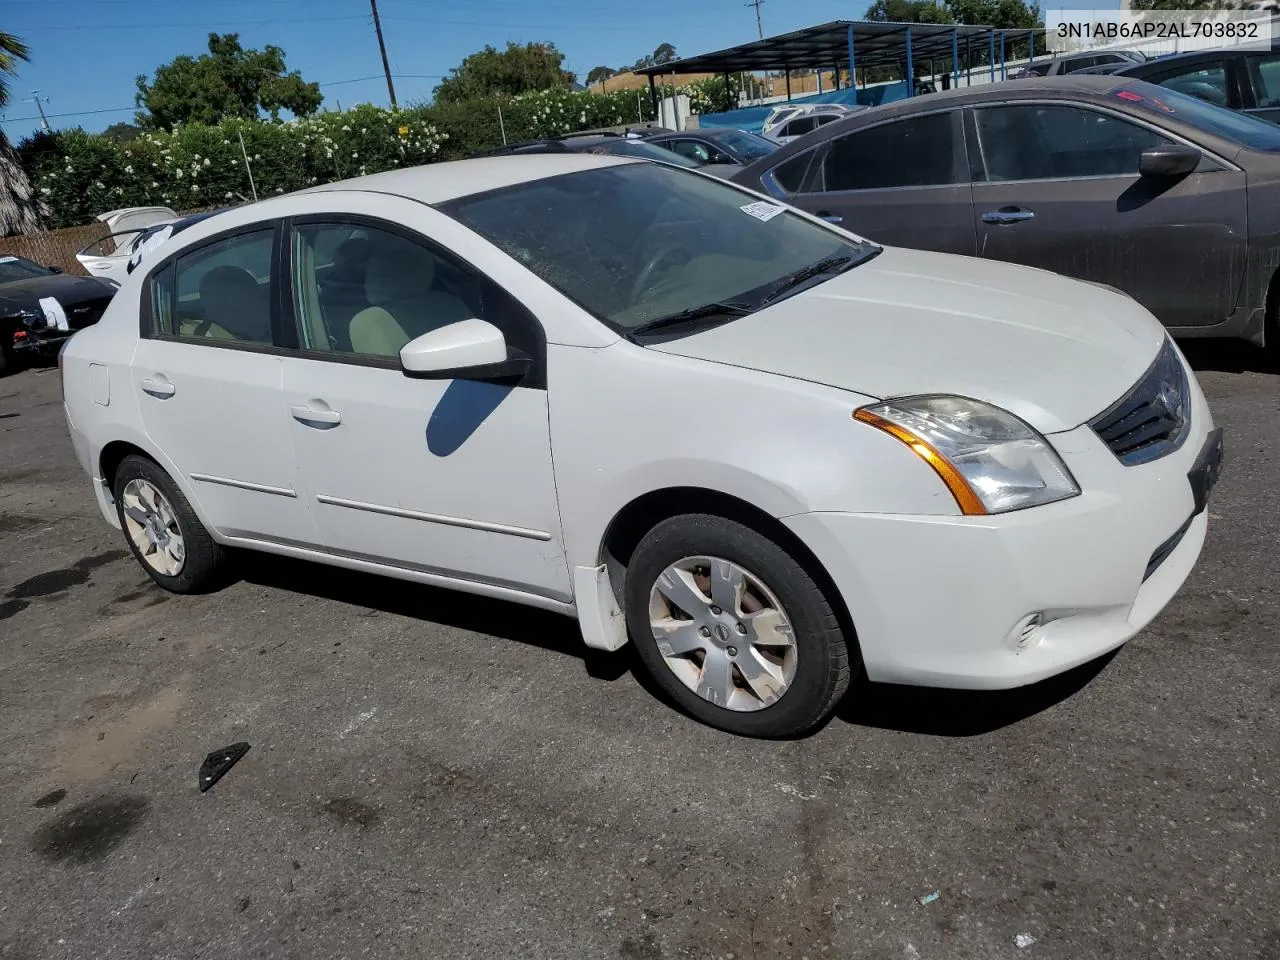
[1179,339,1277,375]
[233,552,632,682]
[835,650,1119,737]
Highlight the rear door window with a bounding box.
[781,116,819,137]
[1147,60,1232,108]
[156,229,276,344]
[1247,54,1280,108]
[819,112,960,191]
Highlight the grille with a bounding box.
[1089,339,1190,466]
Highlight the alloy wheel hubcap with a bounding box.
[121,479,185,577]
[648,555,797,712]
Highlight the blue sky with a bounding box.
[2,0,1106,142]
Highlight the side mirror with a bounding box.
[399,318,531,381]
[1139,144,1200,179]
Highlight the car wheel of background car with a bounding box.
[624,513,852,737]
[112,454,226,593]
[0,328,15,378]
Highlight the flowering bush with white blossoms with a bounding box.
[23,105,446,229]
[21,90,666,228]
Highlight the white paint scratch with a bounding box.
[339,708,377,739]
[113,880,155,916]
[1014,932,1037,948]
[774,782,817,801]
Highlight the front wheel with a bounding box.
[112,454,226,593]
[625,514,852,738]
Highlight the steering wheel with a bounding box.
[630,242,692,302]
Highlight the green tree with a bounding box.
[653,42,678,65]
[0,29,30,109]
[586,65,617,86]
[948,0,1040,27]
[102,122,143,143]
[864,0,955,24]
[433,42,575,103]
[135,33,322,131]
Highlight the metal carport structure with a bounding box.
[635,20,1044,113]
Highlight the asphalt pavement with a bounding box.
[0,345,1277,960]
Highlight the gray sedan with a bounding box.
[732,75,1280,354]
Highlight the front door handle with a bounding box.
[140,377,175,399]
[290,403,341,427]
[982,207,1035,225]
[816,211,844,224]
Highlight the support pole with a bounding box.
[906,26,914,95]
[952,28,960,90]
[988,31,996,84]
[648,73,658,119]
[1029,29,1035,65]
[785,67,792,100]
[1000,32,1007,81]
[966,36,972,86]
[369,0,397,108]
[848,24,856,94]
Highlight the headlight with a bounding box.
[854,396,1079,515]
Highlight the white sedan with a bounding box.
[60,154,1222,737]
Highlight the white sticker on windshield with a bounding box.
[740,201,784,222]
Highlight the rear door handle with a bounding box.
[982,207,1035,225]
[290,403,341,427]
[140,377,175,399]
[816,211,843,224]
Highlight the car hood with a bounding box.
[648,246,1166,434]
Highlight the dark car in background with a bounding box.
[0,255,116,375]
[642,128,778,166]
[732,75,1280,355]
[1114,47,1280,123]
[475,133,740,178]
[1013,50,1145,78]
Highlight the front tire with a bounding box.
[112,454,225,593]
[625,514,852,738]
[0,328,16,378]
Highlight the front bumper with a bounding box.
[785,381,1218,690]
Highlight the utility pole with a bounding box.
[27,90,50,131]
[369,0,397,108]
[745,0,764,40]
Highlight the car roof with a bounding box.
[812,74,1131,120]
[305,153,631,204]
[1115,48,1248,75]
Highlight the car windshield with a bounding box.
[1117,84,1280,151]
[711,129,777,159]
[441,162,878,337]
[0,256,53,283]
[591,139,703,167]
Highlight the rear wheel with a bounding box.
[625,513,852,738]
[112,454,226,593]
[0,327,16,378]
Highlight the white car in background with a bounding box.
[60,155,1220,737]
[75,206,177,285]
[761,103,861,143]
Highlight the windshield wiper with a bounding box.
[629,300,754,337]
[760,254,861,306]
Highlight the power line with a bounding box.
[12,14,369,31]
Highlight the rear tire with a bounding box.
[0,329,16,378]
[624,513,852,738]
[112,454,226,593]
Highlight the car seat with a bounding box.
[348,243,474,357]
